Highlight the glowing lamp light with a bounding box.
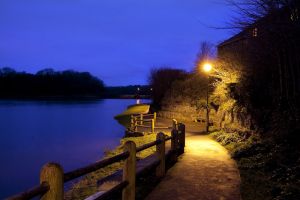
[203,63,212,73]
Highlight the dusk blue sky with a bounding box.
[0,0,235,86]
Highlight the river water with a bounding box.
[0,99,147,199]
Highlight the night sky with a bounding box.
[0,0,234,86]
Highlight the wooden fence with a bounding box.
[7,120,186,200]
[130,112,171,134]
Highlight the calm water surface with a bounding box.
[0,99,147,199]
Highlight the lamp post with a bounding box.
[203,63,212,133]
[136,87,140,104]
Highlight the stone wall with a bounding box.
[212,106,253,131]
[159,102,253,131]
[158,102,205,122]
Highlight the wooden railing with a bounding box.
[130,112,170,133]
[7,120,186,200]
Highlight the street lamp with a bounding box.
[203,63,212,73]
[136,87,140,104]
[202,62,212,133]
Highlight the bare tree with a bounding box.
[227,0,293,29]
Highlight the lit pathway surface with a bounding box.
[145,119,241,200]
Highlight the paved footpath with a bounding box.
[145,121,241,200]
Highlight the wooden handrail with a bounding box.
[7,182,49,200]
[141,113,155,116]
[135,125,171,129]
[165,136,172,141]
[64,151,130,182]
[135,125,152,128]
[130,113,157,133]
[134,119,153,122]
[7,119,185,200]
[136,139,161,153]
[87,181,129,200]
[86,181,128,200]
[155,126,172,129]
[132,113,156,119]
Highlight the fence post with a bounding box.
[172,119,178,130]
[130,115,134,130]
[151,119,155,134]
[171,129,178,162]
[122,141,136,200]
[156,132,165,177]
[40,163,63,200]
[178,123,186,154]
[172,119,179,155]
[134,119,138,132]
[140,114,143,125]
[154,112,157,122]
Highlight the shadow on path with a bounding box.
[145,119,241,200]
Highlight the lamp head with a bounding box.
[203,63,212,73]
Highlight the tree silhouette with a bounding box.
[0,68,105,98]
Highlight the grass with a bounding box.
[210,130,260,154]
[209,130,272,200]
[210,130,300,200]
[65,131,171,200]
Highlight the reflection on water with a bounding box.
[0,99,149,199]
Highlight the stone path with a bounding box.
[145,120,241,200]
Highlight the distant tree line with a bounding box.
[104,85,152,98]
[0,67,105,98]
